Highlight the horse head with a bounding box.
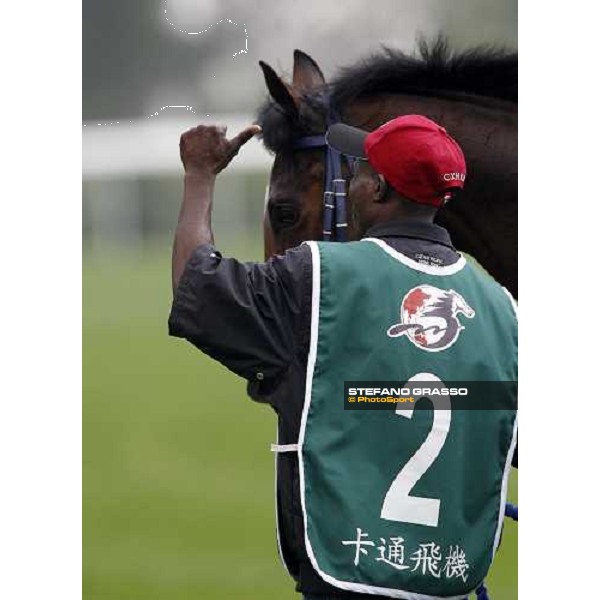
[256,41,518,297]
[257,50,332,258]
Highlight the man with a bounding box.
[169,115,517,599]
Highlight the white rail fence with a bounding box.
[83,114,272,255]
[83,114,272,178]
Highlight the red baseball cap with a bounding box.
[325,115,466,207]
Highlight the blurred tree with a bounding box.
[83,0,517,121]
[83,0,248,119]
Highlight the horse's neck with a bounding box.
[340,93,517,297]
[342,93,516,129]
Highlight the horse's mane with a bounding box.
[257,37,517,154]
[257,91,328,155]
[331,37,517,106]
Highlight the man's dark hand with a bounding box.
[172,123,261,292]
[179,124,262,176]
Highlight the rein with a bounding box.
[292,97,357,242]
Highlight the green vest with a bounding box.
[299,239,517,599]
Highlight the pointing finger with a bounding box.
[229,125,262,154]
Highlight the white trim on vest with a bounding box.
[502,286,518,318]
[297,240,469,600]
[493,414,518,557]
[362,237,467,275]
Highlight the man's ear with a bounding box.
[374,175,389,203]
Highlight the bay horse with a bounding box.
[256,39,518,297]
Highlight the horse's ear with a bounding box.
[293,49,326,92]
[259,60,299,121]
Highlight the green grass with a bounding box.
[83,242,517,599]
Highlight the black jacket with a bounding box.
[169,220,507,597]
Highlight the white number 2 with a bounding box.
[380,373,451,528]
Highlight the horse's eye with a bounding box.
[268,201,300,231]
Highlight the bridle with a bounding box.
[292,96,358,242]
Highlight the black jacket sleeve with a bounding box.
[168,243,311,384]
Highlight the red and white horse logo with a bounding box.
[387,285,475,352]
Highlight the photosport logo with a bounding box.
[345,384,468,408]
[386,285,475,352]
[343,381,517,411]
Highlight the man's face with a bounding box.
[347,160,380,238]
